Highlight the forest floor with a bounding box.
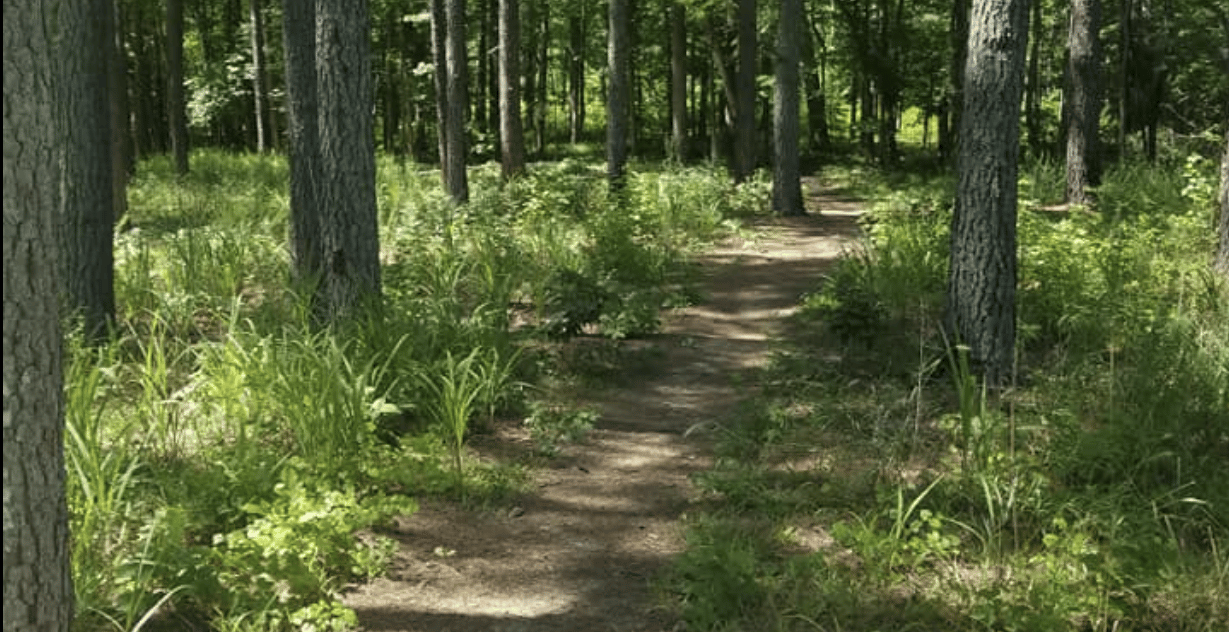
[342,180,864,632]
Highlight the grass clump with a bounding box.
[70,151,750,630]
[664,157,1229,632]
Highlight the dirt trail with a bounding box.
[343,181,863,632]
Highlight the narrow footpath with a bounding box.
[343,181,863,632]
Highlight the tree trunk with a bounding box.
[316,0,383,319]
[772,0,805,216]
[443,0,470,202]
[431,0,450,182]
[733,0,757,182]
[534,4,549,155]
[476,0,490,138]
[947,0,1029,387]
[1217,129,1229,278]
[1064,0,1103,205]
[670,3,688,162]
[1024,0,1044,155]
[940,0,971,162]
[108,0,132,221]
[498,0,526,179]
[804,14,830,153]
[250,0,272,152]
[568,9,586,143]
[1117,0,1131,158]
[62,0,117,342]
[167,0,190,174]
[607,0,631,191]
[283,0,323,296]
[4,0,74,628]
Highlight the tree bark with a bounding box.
[947,0,1029,387]
[250,0,272,152]
[733,0,757,182]
[62,0,117,342]
[3,0,74,627]
[1064,0,1103,205]
[443,0,470,203]
[316,0,383,319]
[1217,128,1229,279]
[940,0,971,162]
[108,0,132,222]
[772,0,805,216]
[568,8,586,143]
[431,0,451,185]
[283,0,323,298]
[167,0,189,174]
[607,0,632,191]
[1024,0,1044,155]
[670,3,688,162]
[498,0,526,179]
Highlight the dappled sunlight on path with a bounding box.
[343,188,863,632]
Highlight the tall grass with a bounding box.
[71,150,751,630]
[668,157,1229,632]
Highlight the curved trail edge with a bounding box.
[344,183,863,632]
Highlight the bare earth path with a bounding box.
[343,182,863,631]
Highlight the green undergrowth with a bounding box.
[663,157,1229,631]
[69,150,766,631]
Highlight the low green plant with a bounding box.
[419,349,485,498]
[523,400,597,455]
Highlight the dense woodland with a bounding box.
[5,0,1229,630]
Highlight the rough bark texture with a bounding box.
[607,0,631,191]
[733,0,757,182]
[498,0,526,179]
[772,0,805,216]
[4,1,74,628]
[167,0,189,174]
[282,0,323,296]
[1064,0,1102,205]
[443,0,470,202]
[670,3,688,162]
[947,0,1029,387]
[62,0,117,341]
[316,0,382,320]
[1217,128,1229,278]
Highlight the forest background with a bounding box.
[4,0,1228,630]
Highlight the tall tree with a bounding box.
[947,0,1030,386]
[670,2,688,162]
[1064,0,1103,205]
[250,0,272,152]
[567,5,586,143]
[1024,0,1044,155]
[733,0,757,182]
[940,0,971,161]
[430,0,450,184]
[315,0,383,319]
[607,0,632,191]
[4,0,75,628]
[108,0,132,223]
[62,0,117,341]
[498,0,526,179]
[282,0,322,295]
[772,0,805,216]
[167,0,189,174]
[443,0,470,202]
[1217,128,1229,279]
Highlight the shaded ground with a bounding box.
[343,180,863,631]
